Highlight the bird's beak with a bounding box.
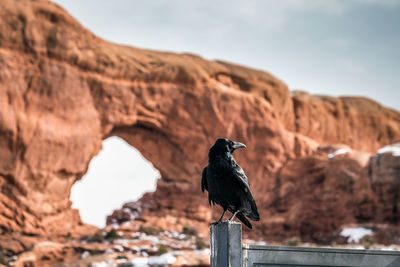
[232,141,246,150]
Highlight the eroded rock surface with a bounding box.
[0,0,400,254]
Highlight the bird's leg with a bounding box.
[228,210,240,221]
[211,209,227,225]
[217,209,227,223]
[210,209,227,225]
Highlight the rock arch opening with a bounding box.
[70,136,160,228]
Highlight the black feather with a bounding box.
[201,138,260,229]
[236,212,252,229]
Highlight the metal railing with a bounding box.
[210,221,400,267]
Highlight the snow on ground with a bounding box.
[131,257,149,266]
[89,260,113,267]
[195,248,210,255]
[328,148,351,159]
[377,143,400,156]
[129,253,177,267]
[148,252,177,265]
[34,241,60,248]
[81,251,90,259]
[340,227,373,243]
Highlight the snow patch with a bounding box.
[89,261,111,267]
[34,241,59,248]
[377,143,400,157]
[142,235,159,243]
[115,239,130,246]
[122,221,133,227]
[131,257,149,267]
[81,251,90,259]
[328,148,351,159]
[340,227,373,243]
[105,248,113,254]
[195,248,211,255]
[148,252,177,265]
[216,82,230,91]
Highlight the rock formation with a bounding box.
[0,0,400,254]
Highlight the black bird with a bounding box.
[201,138,259,229]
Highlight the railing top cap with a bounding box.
[212,221,242,225]
[243,244,400,256]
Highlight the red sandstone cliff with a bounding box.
[0,0,399,255]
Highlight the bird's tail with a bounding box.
[244,195,260,222]
[247,202,260,221]
[236,212,252,229]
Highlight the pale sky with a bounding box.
[52,0,400,227]
[71,137,159,227]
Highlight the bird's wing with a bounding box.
[233,165,260,221]
[201,166,208,192]
[232,164,251,189]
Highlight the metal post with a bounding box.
[210,221,242,267]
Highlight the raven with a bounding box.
[201,138,259,229]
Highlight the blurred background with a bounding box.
[51,0,400,228]
[1,1,399,266]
